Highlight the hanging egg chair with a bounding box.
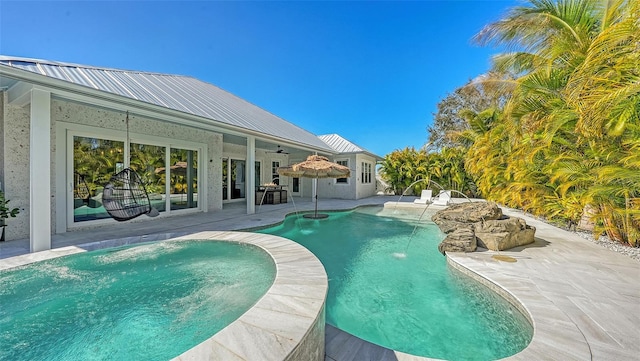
[102,168,160,222]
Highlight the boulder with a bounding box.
[577,204,596,232]
[432,219,474,234]
[431,201,536,253]
[438,228,477,255]
[475,217,536,251]
[432,202,503,223]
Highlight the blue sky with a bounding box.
[0,0,518,157]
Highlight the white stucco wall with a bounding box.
[355,154,378,199]
[316,154,357,200]
[314,154,378,200]
[2,93,32,240]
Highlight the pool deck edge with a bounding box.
[170,231,328,361]
[444,207,640,361]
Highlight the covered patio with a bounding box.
[0,196,394,260]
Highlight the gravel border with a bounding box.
[500,205,640,262]
[574,231,640,262]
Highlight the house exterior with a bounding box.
[0,56,381,252]
[317,134,382,200]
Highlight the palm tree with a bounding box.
[379,147,429,195]
[469,0,639,245]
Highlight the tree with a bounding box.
[379,147,428,195]
[428,75,511,150]
[379,146,477,197]
[468,0,639,245]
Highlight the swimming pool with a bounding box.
[0,240,276,361]
[259,207,533,360]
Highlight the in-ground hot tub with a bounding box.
[0,231,328,361]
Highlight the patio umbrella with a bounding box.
[278,155,350,219]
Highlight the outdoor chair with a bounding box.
[413,189,433,204]
[432,190,452,206]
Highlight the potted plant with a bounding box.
[0,190,20,242]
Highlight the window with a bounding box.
[231,159,245,199]
[293,177,300,193]
[336,159,348,183]
[255,161,261,188]
[130,142,166,212]
[272,161,280,184]
[73,136,124,222]
[169,148,198,209]
[222,159,228,200]
[361,162,372,184]
[69,126,203,225]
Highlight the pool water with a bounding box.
[0,240,276,361]
[259,207,532,360]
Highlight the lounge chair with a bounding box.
[432,190,452,206]
[413,189,433,204]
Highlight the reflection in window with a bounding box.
[131,143,166,213]
[255,162,261,188]
[222,159,228,200]
[169,148,198,210]
[293,177,300,193]
[361,162,372,184]
[336,160,348,183]
[73,136,124,222]
[271,161,279,185]
[231,159,245,199]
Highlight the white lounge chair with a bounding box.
[432,190,452,206]
[413,189,433,204]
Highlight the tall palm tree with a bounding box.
[468,0,639,245]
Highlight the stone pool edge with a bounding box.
[171,231,328,361]
[0,231,328,361]
[444,253,591,361]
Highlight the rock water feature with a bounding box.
[432,202,536,254]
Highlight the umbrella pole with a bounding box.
[314,194,318,217]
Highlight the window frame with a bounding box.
[335,159,349,184]
[361,161,372,184]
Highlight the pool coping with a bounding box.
[444,256,589,360]
[0,231,329,361]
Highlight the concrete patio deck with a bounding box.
[1,196,638,360]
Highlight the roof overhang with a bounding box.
[0,63,336,155]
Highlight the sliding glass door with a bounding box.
[72,136,124,222]
[169,148,198,210]
[70,132,201,224]
[222,159,260,201]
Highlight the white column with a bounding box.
[30,89,51,252]
[246,136,255,214]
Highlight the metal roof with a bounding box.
[318,133,381,159]
[0,56,333,152]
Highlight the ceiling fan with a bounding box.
[266,145,289,154]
